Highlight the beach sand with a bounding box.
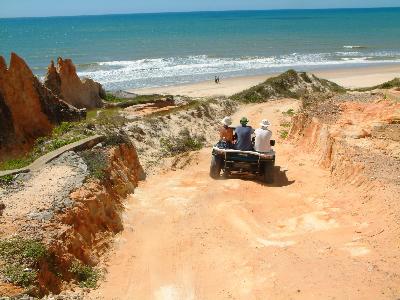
[129,64,400,98]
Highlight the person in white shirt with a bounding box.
[254,119,272,152]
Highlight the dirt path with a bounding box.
[88,99,398,299]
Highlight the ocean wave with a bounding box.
[343,45,368,49]
[77,53,400,90]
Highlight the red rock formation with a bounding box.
[44,57,105,109]
[0,53,85,157]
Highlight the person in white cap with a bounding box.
[219,116,234,147]
[254,119,272,152]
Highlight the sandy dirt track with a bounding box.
[88,99,399,299]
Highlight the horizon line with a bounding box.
[1,6,400,20]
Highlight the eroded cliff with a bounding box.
[44,58,105,109]
[0,53,84,157]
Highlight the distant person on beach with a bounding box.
[219,116,234,148]
[254,119,272,152]
[215,76,218,84]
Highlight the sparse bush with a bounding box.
[80,149,109,180]
[280,121,292,128]
[357,77,400,91]
[232,70,345,103]
[280,130,289,139]
[0,237,47,288]
[0,238,47,264]
[69,261,99,288]
[0,174,14,186]
[52,122,75,136]
[3,264,37,287]
[282,109,295,117]
[160,128,205,155]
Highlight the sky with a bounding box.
[1,0,400,18]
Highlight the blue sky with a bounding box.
[1,0,400,18]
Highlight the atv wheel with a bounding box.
[210,156,222,179]
[263,161,275,184]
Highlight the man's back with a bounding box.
[254,128,272,152]
[235,126,253,151]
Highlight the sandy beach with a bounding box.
[130,64,400,97]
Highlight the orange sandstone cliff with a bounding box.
[0,53,85,157]
[44,57,105,109]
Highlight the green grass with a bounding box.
[52,122,75,135]
[0,174,14,186]
[0,119,94,171]
[279,130,289,139]
[282,108,295,117]
[0,237,48,288]
[0,158,33,171]
[3,264,38,288]
[69,261,100,288]
[0,135,82,171]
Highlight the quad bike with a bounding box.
[210,140,276,183]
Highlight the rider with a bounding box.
[219,116,234,148]
[234,117,254,151]
[254,119,272,152]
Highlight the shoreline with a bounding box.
[129,63,400,97]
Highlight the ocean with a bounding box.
[1,8,400,90]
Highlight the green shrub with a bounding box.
[3,264,37,287]
[69,261,99,288]
[160,129,205,155]
[357,77,400,91]
[282,109,295,117]
[0,238,47,264]
[0,174,14,186]
[0,237,48,288]
[280,130,289,139]
[52,122,75,136]
[80,149,109,180]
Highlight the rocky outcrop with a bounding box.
[0,138,143,296]
[44,57,105,109]
[289,97,400,187]
[0,53,85,156]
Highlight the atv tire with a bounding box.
[263,161,275,184]
[210,156,222,179]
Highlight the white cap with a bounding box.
[260,119,271,127]
[221,116,232,126]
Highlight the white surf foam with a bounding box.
[77,52,400,90]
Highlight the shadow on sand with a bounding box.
[219,165,295,187]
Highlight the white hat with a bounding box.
[221,116,232,126]
[260,119,271,127]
